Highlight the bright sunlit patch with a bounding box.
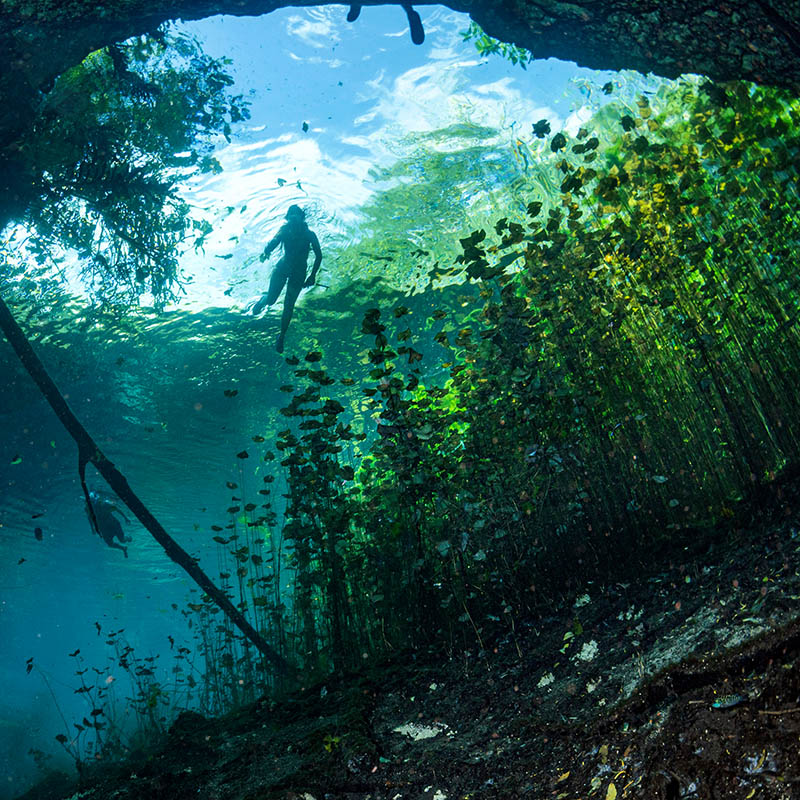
[285,7,341,48]
[16,6,624,310]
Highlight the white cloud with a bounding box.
[340,135,375,148]
[287,51,344,68]
[353,109,378,126]
[228,133,293,154]
[355,57,558,142]
[285,8,340,49]
[564,106,594,135]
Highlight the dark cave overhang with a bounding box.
[1,0,799,192]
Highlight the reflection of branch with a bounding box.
[0,294,291,677]
[20,234,68,282]
[49,179,168,268]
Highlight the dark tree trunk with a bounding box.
[0,293,289,676]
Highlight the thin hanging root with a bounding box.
[78,447,100,536]
[403,5,425,44]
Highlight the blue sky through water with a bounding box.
[177,5,618,307]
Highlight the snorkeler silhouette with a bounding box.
[251,204,322,353]
[85,491,132,558]
[346,4,424,44]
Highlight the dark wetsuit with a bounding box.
[87,497,130,557]
[263,221,320,305]
[254,217,322,351]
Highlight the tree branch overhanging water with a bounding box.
[0,292,289,676]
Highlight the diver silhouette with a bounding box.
[347,4,425,44]
[85,491,132,558]
[252,205,322,353]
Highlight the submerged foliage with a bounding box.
[4,29,249,308]
[38,70,800,746]
[211,76,800,677]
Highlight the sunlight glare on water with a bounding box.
[176,5,623,308]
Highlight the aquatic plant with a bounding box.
[10,26,800,744]
[37,625,214,775]
[2,28,250,308]
[217,76,800,673]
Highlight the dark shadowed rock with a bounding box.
[1,0,799,158]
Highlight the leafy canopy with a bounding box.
[461,21,533,70]
[7,29,250,308]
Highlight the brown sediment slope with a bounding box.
[19,477,800,800]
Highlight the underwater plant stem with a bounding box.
[0,293,289,676]
[34,666,72,739]
[35,666,83,772]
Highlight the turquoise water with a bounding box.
[0,5,673,796]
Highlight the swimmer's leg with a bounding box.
[105,538,128,557]
[253,263,289,315]
[277,281,304,353]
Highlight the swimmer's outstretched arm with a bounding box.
[260,232,282,263]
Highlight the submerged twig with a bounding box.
[0,293,290,676]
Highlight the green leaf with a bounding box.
[532,119,551,138]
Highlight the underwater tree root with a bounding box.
[0,294,288,675]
